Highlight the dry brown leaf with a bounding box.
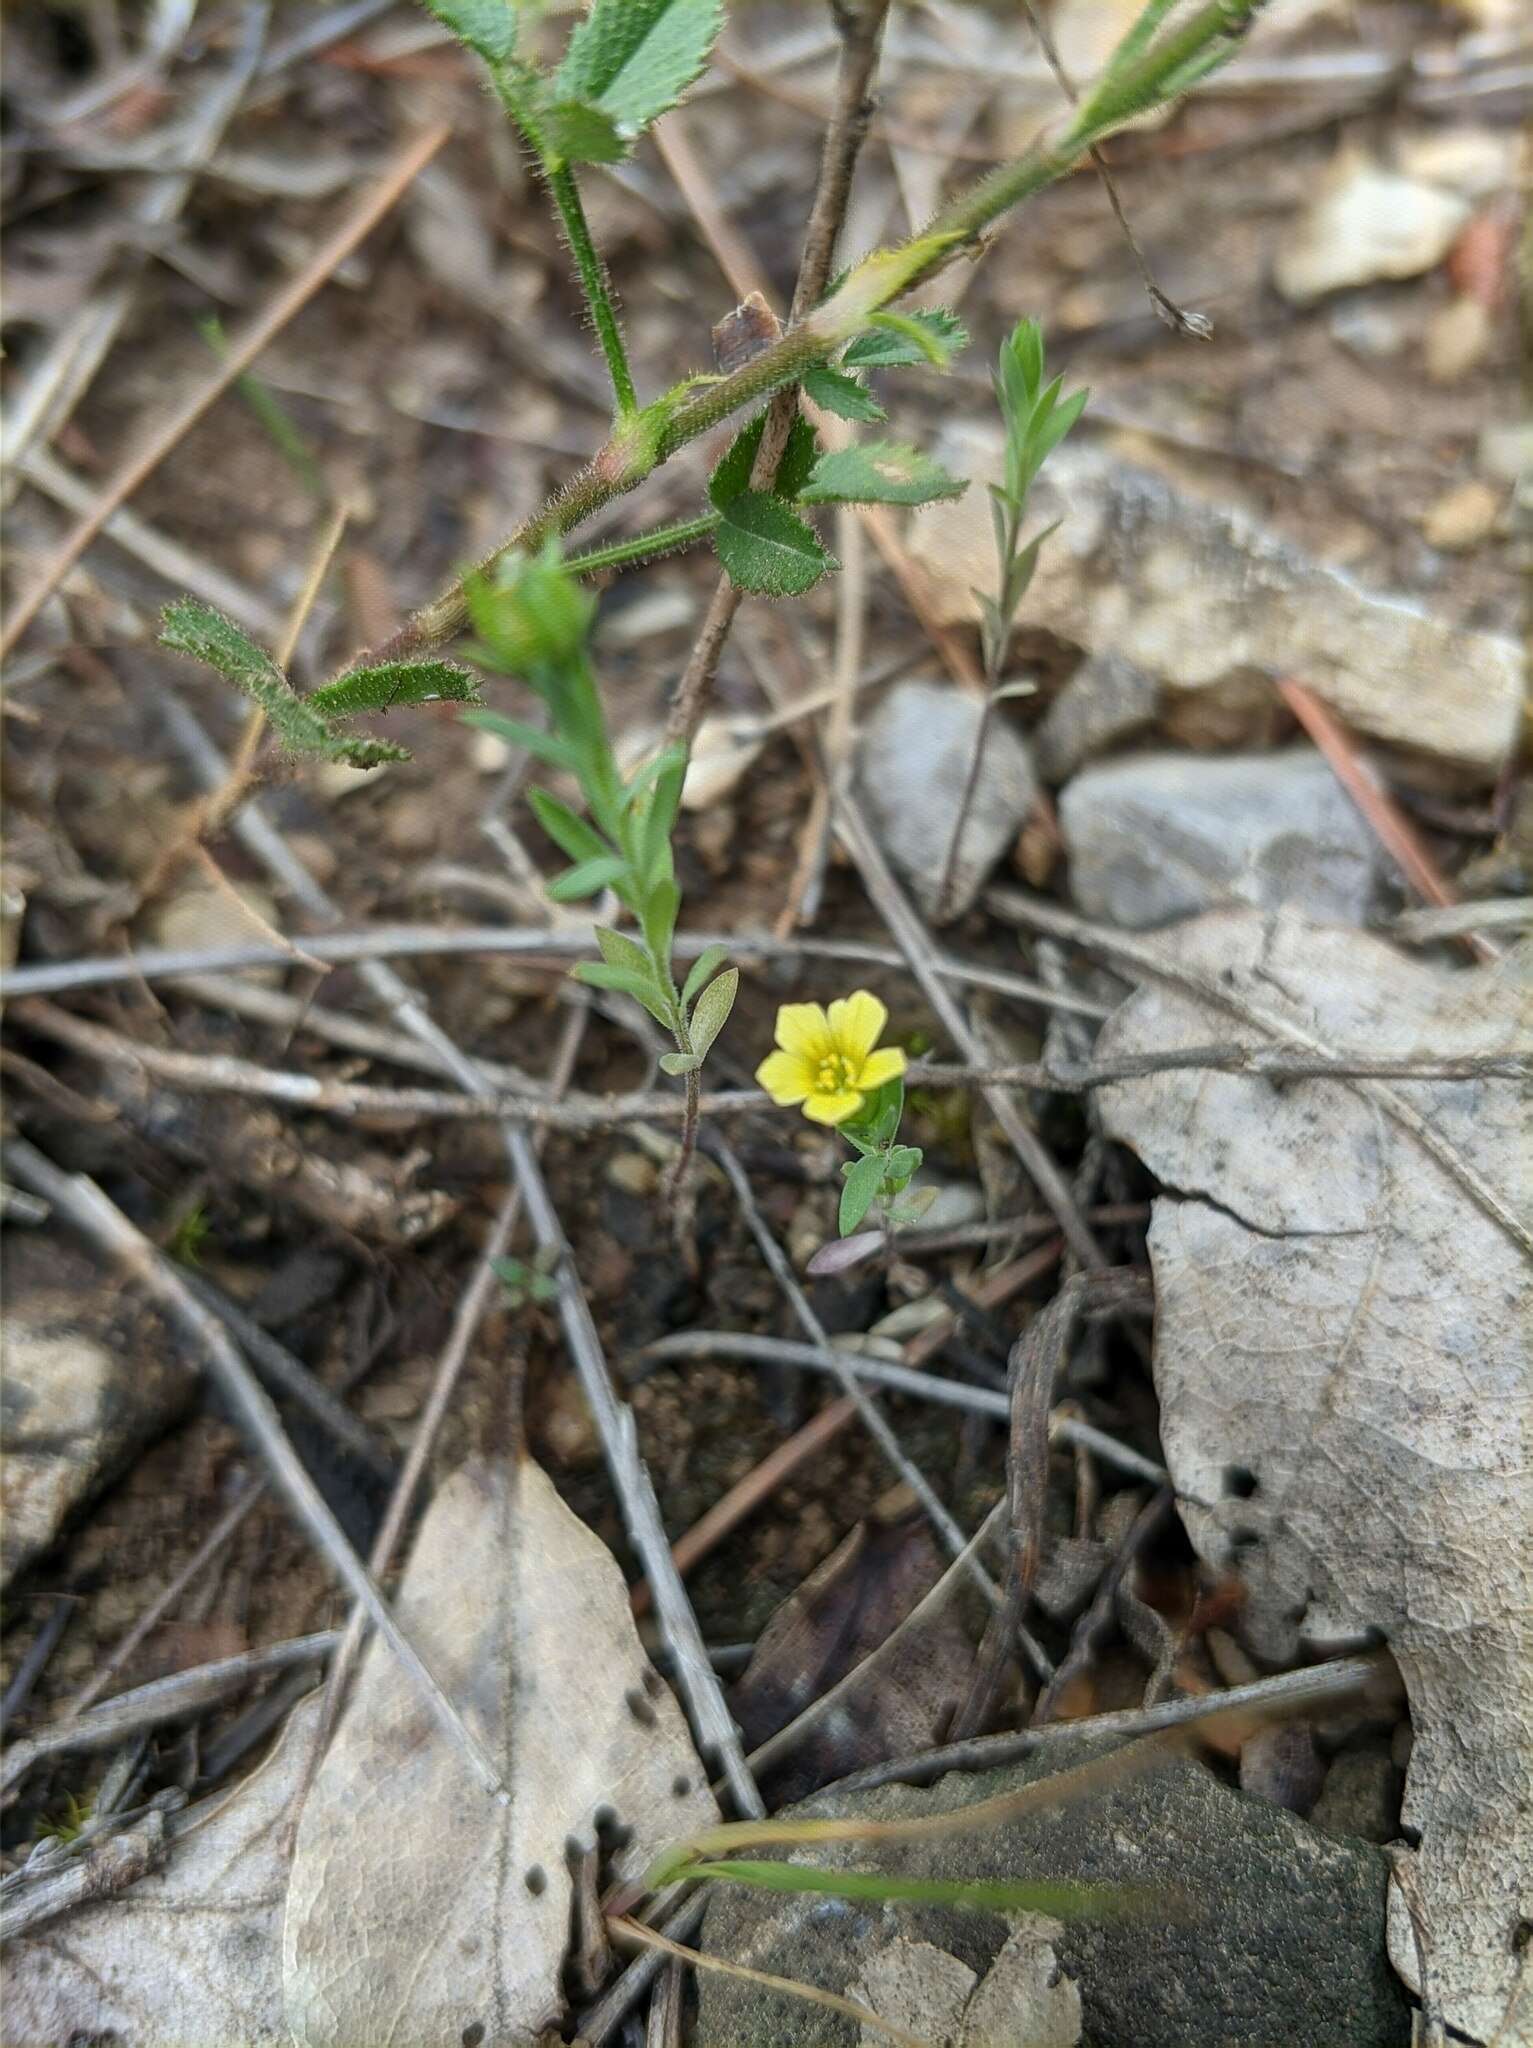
[281,1454,718,2047]
[5,1695,319,2046]
[1095,909,1532,2041]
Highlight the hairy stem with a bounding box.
[343,0,1263,675]
[547,164,638,421]
[565,512,719,578]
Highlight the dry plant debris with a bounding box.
[1095,909,1532,2042]
[281,1453,719,2046]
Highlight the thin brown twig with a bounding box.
[665,0,893,751]
[2,1139,508,1800]
[309,1001,589,1764]
[704,1130,1004,1609]
[0,123,448,658]
[1277,677,1499,964]
[638,1239,1063,1605]
[1030,1485,1174,1725]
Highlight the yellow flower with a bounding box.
[756,990,906,1127]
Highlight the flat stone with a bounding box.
[904,436,1520,775]
[857,680,1037,921]
[1059,748,1387,929]
[694,1743,1410,2048]
[1273,150,1469,303]
[1311,1748,1402,1847]
[1,1240,194,1588]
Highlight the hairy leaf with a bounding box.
[708,410,818,512]
[799,441,966,508]
[325,735,412,768]
[572,959,674,1028]
[839,1151,885,1238]
[681,942,730,1009]
[802,366,886,423]
[714,492,835,596]
[422,0,518,63]
[538,95,627,165]
[527,786,610,867]
[595,924,653,980]
[687,965,737,1061]
[160,599,332,755]
[310,661,481,717]
[659,1050,701,1075]
[555,0,723,138]
[843,307,967,371]
[546,853,629,901]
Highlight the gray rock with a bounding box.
[1034,654,1160,785]
[1311,1747,1402,1847]
[904,434,1520,775]
[1059,748,1386,930]
[1,1240,194,1587]
[694,1742,1410,2048]
[857,681,1036,922]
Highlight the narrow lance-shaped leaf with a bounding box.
[310,662,482,717]
[527,787,612,868]
[799,442,966,509]
[160,599,333,755]
[555,0,723,138]
[460,710,579,774]
[839,1152,886,1238]
[714,493,836,597]
[681,943,730,1009]
[687,966,737,1062]
[546,853,630,903]
[572,960,674,1029]
[595,925,654,980]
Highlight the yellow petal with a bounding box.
[756,1050,814,1104]
[826,990,887,1065]
[855,1045,906,1092]
[774,1002,832,1061]
[803,1088,864,1126]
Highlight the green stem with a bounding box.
[547,164,637,421]
[565,513,719,578]
[347,0,1262,670]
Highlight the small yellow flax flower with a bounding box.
[756,991,906,1127]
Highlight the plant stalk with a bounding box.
[547,163,639,421]
[342,0,1263,673]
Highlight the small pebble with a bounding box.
[470,728,512,774]
[1422,480,1501,551]
[606,1152,658,1197]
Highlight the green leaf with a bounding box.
[160,599,334,755]
[680,942,729,1009]
[464,543,595,682]
[626,741,688,815]
[714,493,836,596]
[798,441,966,508]
[595,925,652,979]
[572,959,674,1028]
[310,661,481,717]
[638,750,688,884]
[324,735,411,768]
[659,1049,701,1075]
[839,1152,885,1238]
[423,0,517,63]
[708,410,818,512]
[555,0,723,138]
[527,786,610,867]
[684,1859,1144,1920]
[687,965,737,1062]
[801,366,885,423]
[459,709,578,773]
[887,1145,922,1180]
[640,875,680,971]
[842,307,967,370]
[546,853,629,901]
[538,95,627,164]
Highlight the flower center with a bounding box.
[816,1053,857,1095]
